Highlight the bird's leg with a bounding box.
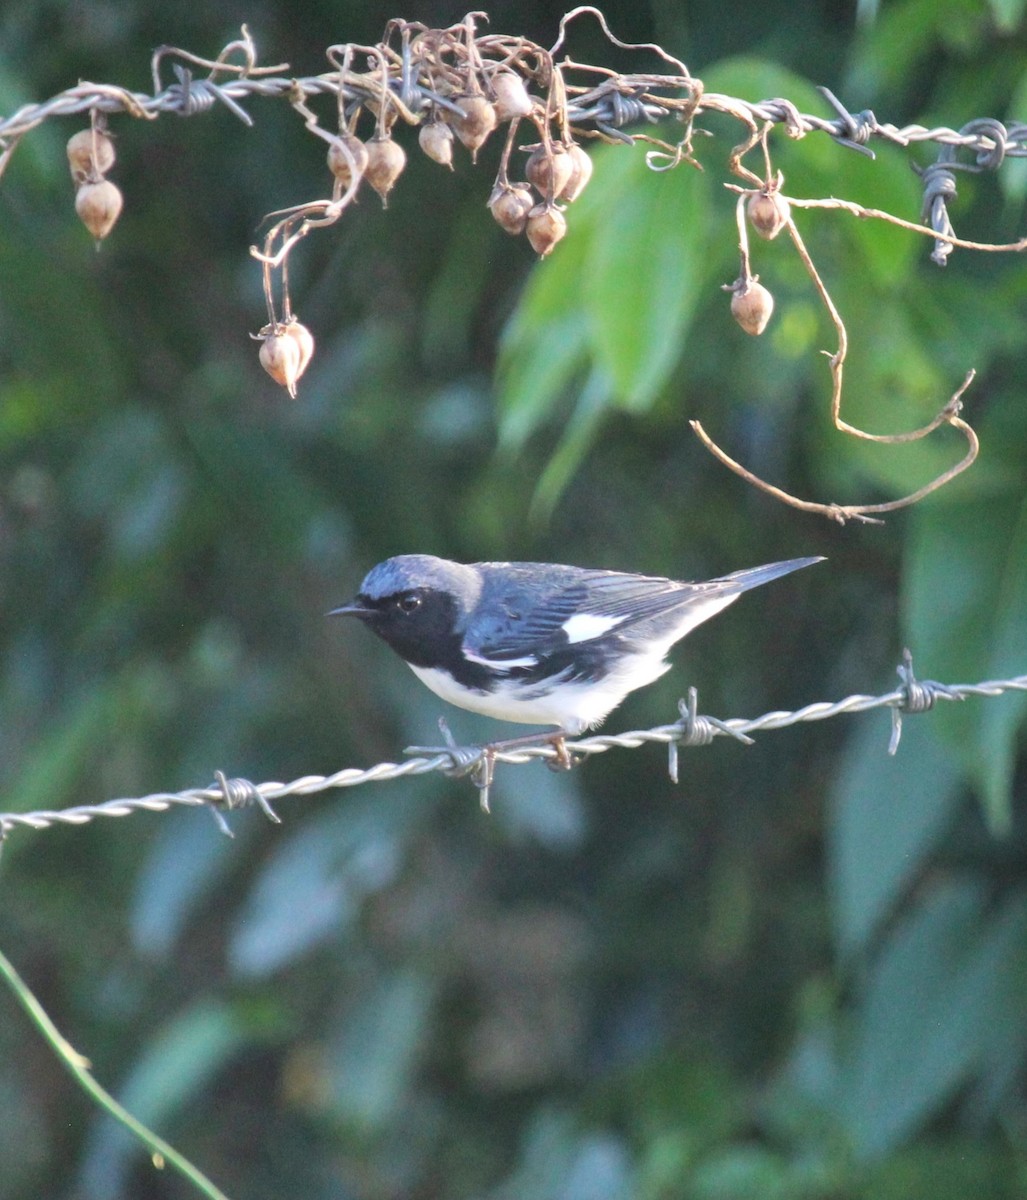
[482,729,577,772]
[406,724,578,814]
[546,732,574,771]
[471,748,497,814]
[469,735,573,815]
[472,736,572,814]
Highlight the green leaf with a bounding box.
[988,0,1027,33]
[863,1139,1027,1200]
[828,717,963,959]
[529,365,614,521]
[228,794,419,977]
[497,141,709,472]
[0,683,119,819]
[700,60,828,129]
[131,809,242,961]
[704,59,920,287]
[489,1110,634,1200]
[903,491,1027,831]
[689,1146,792,1200]
[580,147,708,410]
[0,662,164,855]
[497,312,589,453]
[324,970,434,1130]
[497,208,592,452]
[842,882,1027,1159]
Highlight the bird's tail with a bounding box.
[714,556,825,594]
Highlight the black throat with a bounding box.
[359,590,494,691]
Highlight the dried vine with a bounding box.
[1,9,1025,521]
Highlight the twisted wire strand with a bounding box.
[4,30,1021,264]
[2,55,1026,165]
[2,666,1025,836]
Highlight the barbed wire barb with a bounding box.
[1,659,1025,842]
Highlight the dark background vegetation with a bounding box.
[2,0,1027,1196]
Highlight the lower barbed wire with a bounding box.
[1,659,1026,837]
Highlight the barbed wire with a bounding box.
[3,58,1026,161]
[2,34,1025,165]
[1,655,1024,836]
[1,16,1025,238]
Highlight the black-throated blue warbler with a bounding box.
[332,554,823,737]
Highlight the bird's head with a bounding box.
[331,555,481,667]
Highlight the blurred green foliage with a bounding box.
[1,1,1027,1197]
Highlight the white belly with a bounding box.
[408,655,672,734]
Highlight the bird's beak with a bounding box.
[328,597,370,618]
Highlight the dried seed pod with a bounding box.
[364,135,407,205]
[419,120,454,168]
[729,279,775,336]
[489,183,535,236]
[75,179,123,241]
[259,329,303,398]
[327,133,369,190]
[450,95,497,158]
[747,189,791,240]
[559,143,593,202]
[282,320,315,381]
[490,71,533,121]
[67,128,116,182]
[525,144,574,199]
[525,203,567,257]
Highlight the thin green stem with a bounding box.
[0,945,232,1200]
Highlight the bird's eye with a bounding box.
[396,592,422,614]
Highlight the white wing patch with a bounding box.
[561,612,624,644]
[463,648,538,670]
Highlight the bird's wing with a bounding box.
[462,569,704,667]
[461,557,820,670]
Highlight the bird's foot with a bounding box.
[481,729,577,773]
[472,731,576,812]
[404,722,579,813]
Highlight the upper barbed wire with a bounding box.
[2,656,1025,835]
[1,23,1025,166]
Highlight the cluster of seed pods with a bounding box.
[67,125,123,243]
[321,65,593,257]
[727,181,792,337]
[64,44,786,400]
[257,28,600,397]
